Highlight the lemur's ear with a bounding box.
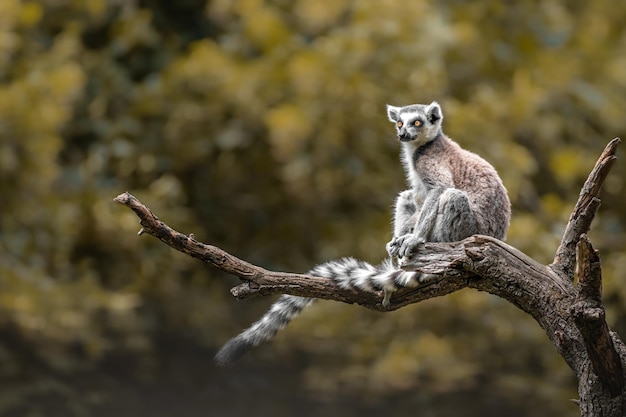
[387,105,400,123]
[426,101,443,124]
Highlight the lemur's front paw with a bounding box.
[394,234,425,258]
[386,238,399,257]
[386,235,408,257]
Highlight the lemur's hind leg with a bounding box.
[431,188,478,242]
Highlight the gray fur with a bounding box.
[215,102,511,365]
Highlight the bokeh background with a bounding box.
[1,0,626,416]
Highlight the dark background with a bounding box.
[1,0,625,416]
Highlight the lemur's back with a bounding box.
[415,135,510,240]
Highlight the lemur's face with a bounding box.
[386,102,443,146]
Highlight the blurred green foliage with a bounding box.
[1,0,625,415]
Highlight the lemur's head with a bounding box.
[386,101,443,146]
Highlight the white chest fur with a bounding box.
[401,144,428,206]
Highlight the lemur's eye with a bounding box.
[414,120,422,127]
[397,121,403,128]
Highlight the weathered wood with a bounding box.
[552,138,620,280]
[113,192,382,307]
[113,193,567,314]
[572,235,624,397]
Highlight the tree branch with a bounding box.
[114,192,568,314]
[114,192,574,342]
[114,193,557,311]
[551,138,621,280]
[114,192,477,310]
[571,234,624,397]
[112,192,586,371]
[113,192,373,304]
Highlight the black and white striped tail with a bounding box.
[214,257,419,365]
[309,257,420,295]
[214,294,314,365]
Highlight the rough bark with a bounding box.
[115,138,624,416]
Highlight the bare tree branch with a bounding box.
[113,192,374,305]
[551,138,621,280]
[112,194,567,315]
[114,192,474,310]
[572,234,624,397]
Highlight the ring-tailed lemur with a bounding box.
[215,101,511,365]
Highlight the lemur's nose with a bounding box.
[399,132,410,140]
